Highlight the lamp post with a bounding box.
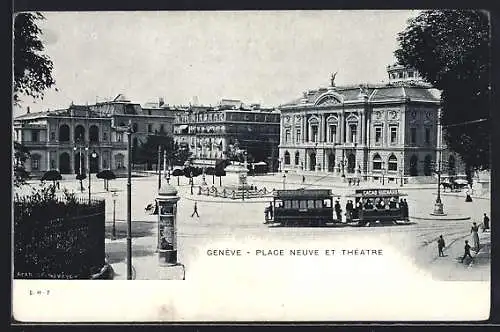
[112,191,117,240]
[126,121,133,280]
[381,161,386,186]
[73,142,84,192]
[158,145,162,190]
[432,108,445,215]
[400,152,404,187]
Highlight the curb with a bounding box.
[410,214,471,221]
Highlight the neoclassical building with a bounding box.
[13,95,176,177]
[173,99,281,169]
[278,65,465,183]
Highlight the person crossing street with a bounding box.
[191,201,200,217]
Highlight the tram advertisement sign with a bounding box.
[356,189,399,196]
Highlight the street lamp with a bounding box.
[73,142,85,192]
[400,152,404,187]
[112,191,118,240]
[381,161,386,186]
[126,121,133,280]
[433,107,445,216]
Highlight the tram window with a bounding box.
[292,200,300,209]
[323,199,332,208]
[307,200,315,209]
[315,200,323,208]
[275,199,283,208]
[284,200,292,209]
[299,200,307,209]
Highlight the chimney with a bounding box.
[159,97,165,107]
[26,106,30,114]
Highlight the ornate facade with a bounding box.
[13,95,176,177]
[278,66,465,183]
[173,100,280,169]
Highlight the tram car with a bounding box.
[347,188,409,226]
[265,189,336,227]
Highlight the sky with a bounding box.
[13,10,419,117]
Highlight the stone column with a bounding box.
[302,114,306,143]
[320,114,325,142]
[361,112,365,145]
[47,151,51,171]
[340,112,345,144]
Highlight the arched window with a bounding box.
[284,151,290,165]
[294,151,300,165]
[59,124,70,142]
[424,155,433,176]
[115,154,125,169]
[74,125,85,142]
[410,155,418,176]
[388,154,398,171]
[373,154,382,170]
[89,125,99,143]
[308,117,319,142]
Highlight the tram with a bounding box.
[264,189,336,227]
[346,188,409,226]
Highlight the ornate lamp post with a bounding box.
[432,108,445,216]
[112,191,118,240]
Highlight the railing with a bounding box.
[197,185,272,199]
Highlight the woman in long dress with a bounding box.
[471,222,480,251]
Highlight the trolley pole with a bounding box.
[112,193,117,240]
[127,122,133,280]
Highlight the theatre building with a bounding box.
[173,99,280,170]
[278,64,465,184]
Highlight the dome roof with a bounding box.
[158,182,178,196]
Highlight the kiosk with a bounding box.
[156,182,180,265]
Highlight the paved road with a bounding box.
[21,173,490,281]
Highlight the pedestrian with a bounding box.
[403,199,409,218]
[471,222,480,251]
[191,201,200,217]
[437,235,445,257]
[56,181,60,190]
[465,187,473,202]
[482,213,490,232]
[460,240,473,263]
[334,200,342,222]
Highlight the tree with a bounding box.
[172,142,192,166]
[14,142,31,186]
[133,135,174,170]
[96,170,116,191]
[13,12,56,105]
[394,10,490,170]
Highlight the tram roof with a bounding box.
[273,188,333,199]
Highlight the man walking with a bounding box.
[460,240,473,263]
[334,200,342,223]
[191,201,200,217]
[483,213,490,232]
[437,235,445,257]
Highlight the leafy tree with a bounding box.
[394,10,490,170]
[172,142,192,166]
[14,142,31,186]
[13,12,56,105]
[133,135,174,170]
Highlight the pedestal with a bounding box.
[158,249,177,265]
[431,201,446,216]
